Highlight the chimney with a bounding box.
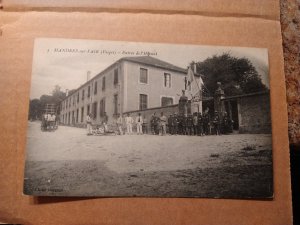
[66,89,69,96]
[87,71,91,81]
[192,62,197,74]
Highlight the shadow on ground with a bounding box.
[24,148,273,199]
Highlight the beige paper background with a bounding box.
[3,0,279,20]
[0,1,292,224]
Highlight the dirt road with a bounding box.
[24,121,273,198]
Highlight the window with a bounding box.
[87,105,90,116]
[113,94,118,115]
[69,98,71,107]
[72,111,74,124]
[82,89,85,100]
[100,98,105,117]
[164,73,171,88]
[88,86,90,97]
[92,102,97,119]
[77,92,79,103]
[114,68,119,85]
[161,97,173,107]
[76,109,79,123]
[102,77,106,91]
[81,107,84,122]
[139,94,148,110]
[73,96,75,106]
[94,81,97,95]
[139,68,148,84]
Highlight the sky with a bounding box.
[30,38,269,99]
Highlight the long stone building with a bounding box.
[60,56,202,125]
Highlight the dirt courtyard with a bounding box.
[24,121,273,198]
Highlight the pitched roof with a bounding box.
[121,56,187,74]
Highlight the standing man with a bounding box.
[212,111,221,135]
[186,114,193,135]
[151,112,159,135]
[47,112,51,129]
[116,114,123,135]
[154,113,160,135]
[135,113,144,135]
[159,112,167,136]
[43,113,48,130]
[182,115,188,135]
[103,112,109,132]
[142,115,148,134]
[173,113,179,135]
[192,112,198,135]
[51,113,56,129]
[86,113,92,135]
[48,113,53,129]
[177,114,183,135]
[197,112,204,136]
[168,114,173,135]
[150,113,156,135]
[125,113,133,134]
[203,111,210,135]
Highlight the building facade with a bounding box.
[60,56,202,126]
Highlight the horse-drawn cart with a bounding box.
[41,104,58,132]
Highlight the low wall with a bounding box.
[61,92,271,134]
[124,104,179,133]
[231,92,271,134]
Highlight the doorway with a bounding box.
[225,100,239,130]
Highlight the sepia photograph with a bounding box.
[24,38,273,198]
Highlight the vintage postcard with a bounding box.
[24,38,273,198]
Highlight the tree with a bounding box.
[52,85,66,103]
[195,53,268,96]
[28,99,42,120]
[28,85,67,120]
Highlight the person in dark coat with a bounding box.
[142,116,148,134]
[152,113,160,135]
[181,115,187,135]
[177,114,182,135]
[150,113,156,135]
[173,113,179,135]
[197,112,204,136]
[168,114,173,135]
[186,114,193,135]
[212,111,221,135]
[202,111,210,135]
[192,112,198,135]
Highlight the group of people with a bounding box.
[86,112,109,135]
[85,109,233,136]
[41,113,57,131]
[116,113,145,135]
[112,111,233,136]
[149,111,233,136]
